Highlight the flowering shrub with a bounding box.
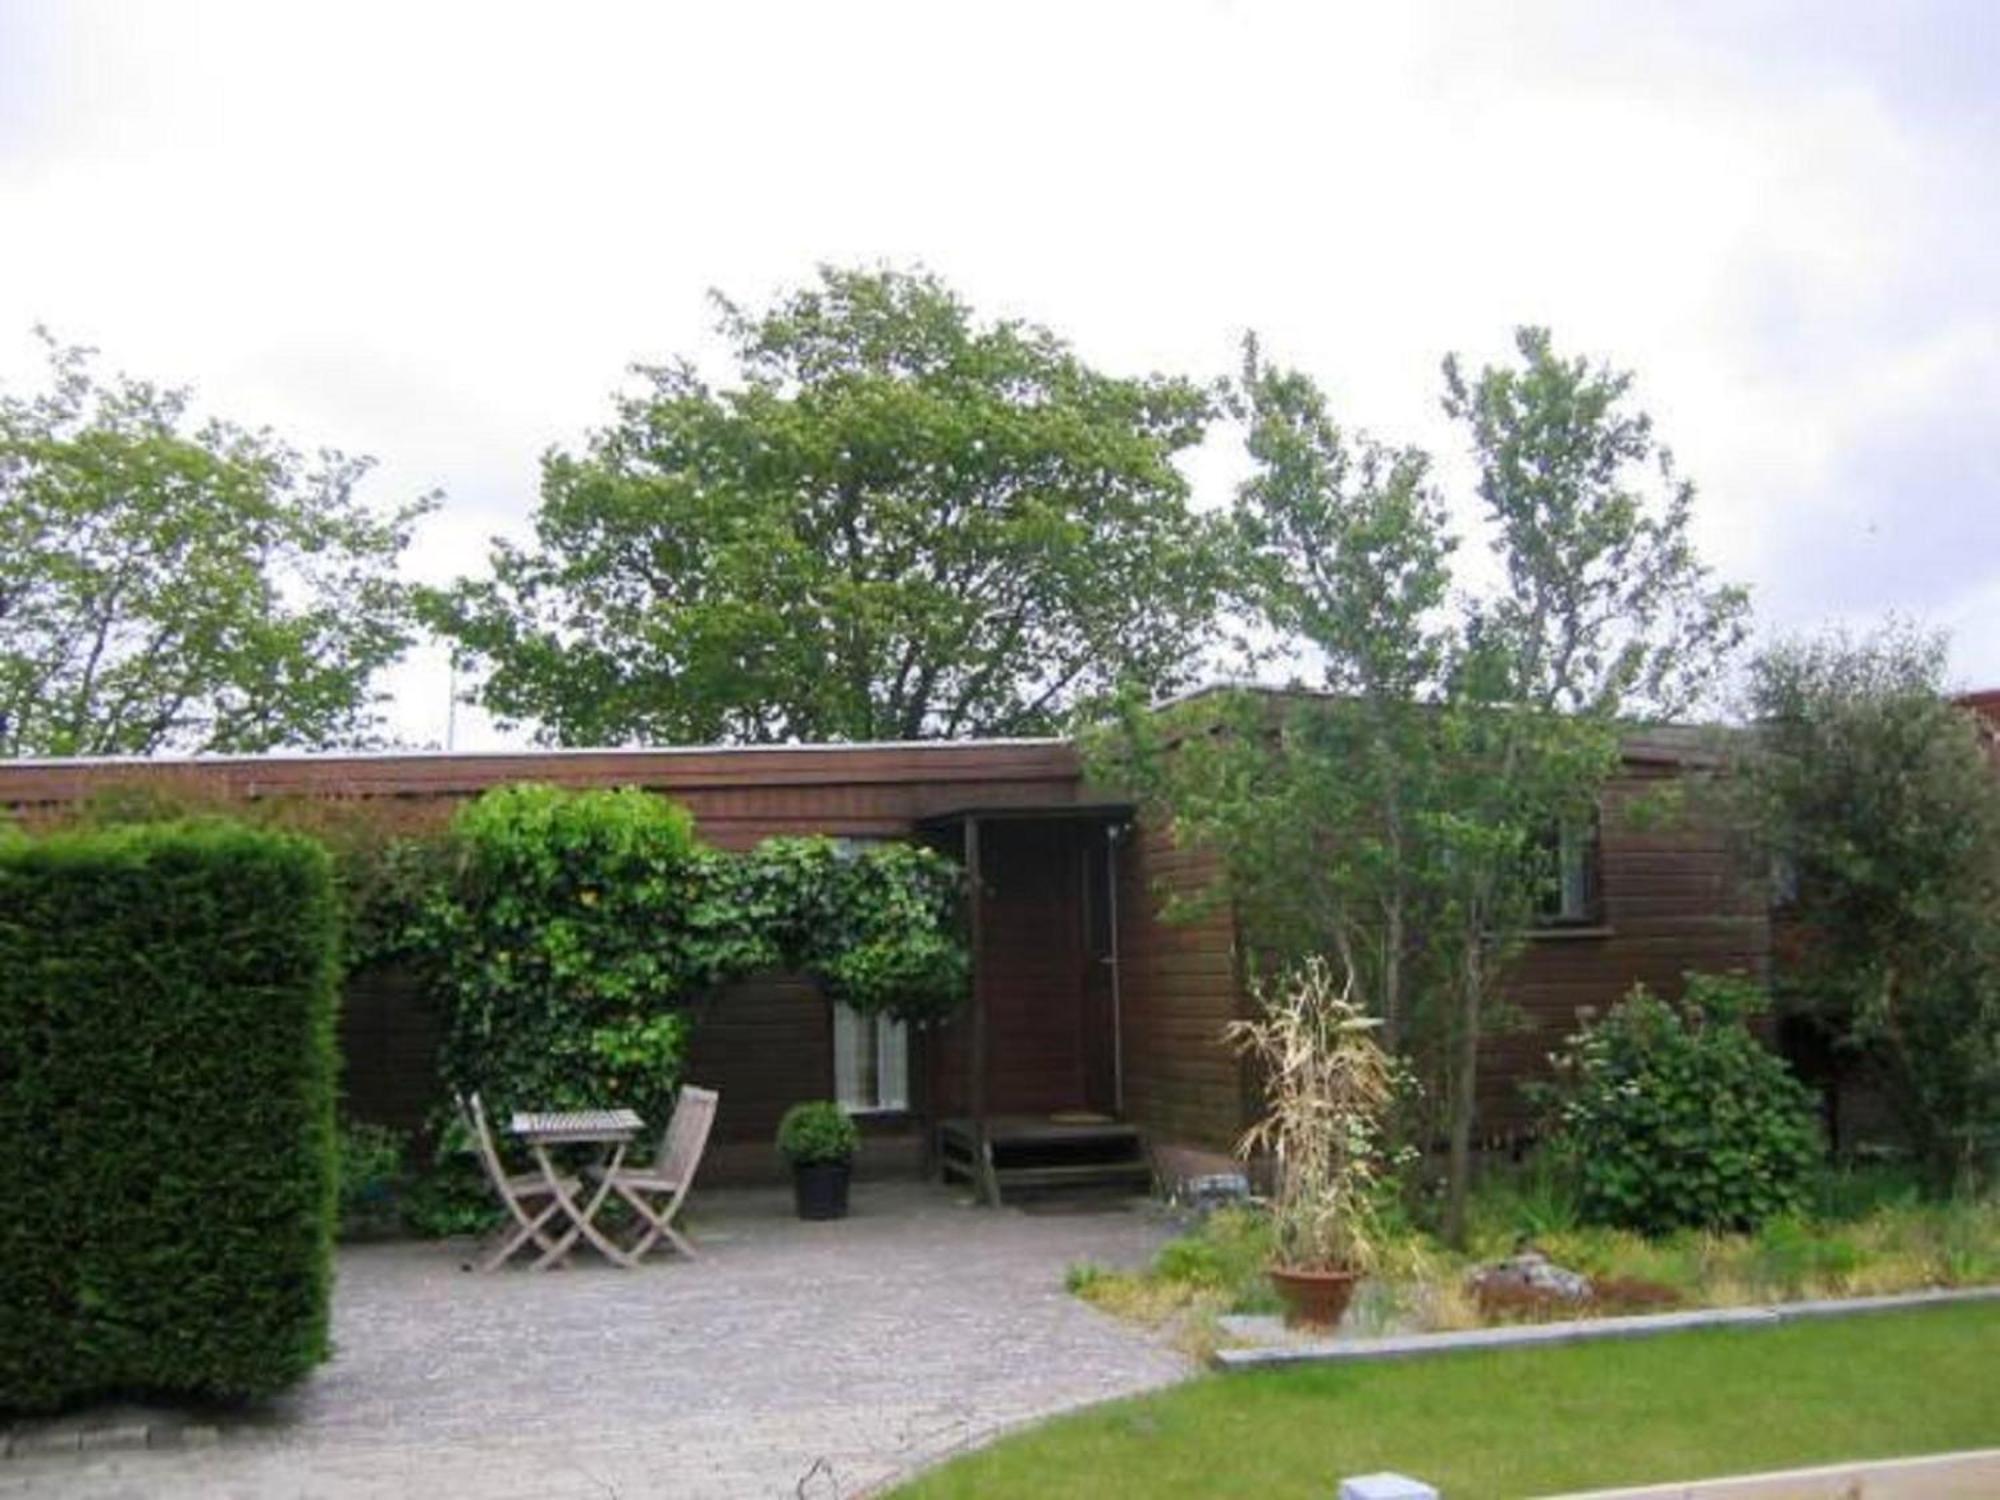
[1541,973,1821,1234]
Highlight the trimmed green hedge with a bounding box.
[0,821,340,1410]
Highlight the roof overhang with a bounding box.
[915,800,1134,830]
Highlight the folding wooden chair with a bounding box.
[458,1092,582,1273]
[592,1085,718,1262]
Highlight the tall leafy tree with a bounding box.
[0,331,434,757]
[1428,327,1749,1238]
[1095,328,1747,1242]
[1740,625,2000,1192]
[1171,337,1457,1050]
[426,267,1228,745]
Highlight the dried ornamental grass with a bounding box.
[1226,957,1395,1274]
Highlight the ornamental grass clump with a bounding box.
[1227,957,1396,1274]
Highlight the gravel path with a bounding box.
[0,1182,1186,1498]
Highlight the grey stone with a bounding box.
[1217,1313,1288,1344]
[1216,1306,1781,1369]
[1182,1172,1252,1212]
[1340,1474,1439,1500]
[1215,1283,2000,1373]
[1772,1285,2000,1322]
[1468,1247,1591,1302]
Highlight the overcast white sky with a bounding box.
[2,0,1994,748]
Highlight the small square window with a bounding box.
[1537,813,1603,926]
[833,1003,909,1114]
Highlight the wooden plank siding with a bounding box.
[1110,753,1770,1155]
[0,731,1769,1174]
[0,740,1090,1182]
[1115,819,1253,1153]
[1480,762,1769,1137]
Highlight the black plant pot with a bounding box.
[792,1160,852,1220]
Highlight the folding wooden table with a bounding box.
[508,1108,644,1270]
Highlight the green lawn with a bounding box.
[893,1304,2000,1500]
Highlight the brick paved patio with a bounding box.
[0,1181,1185,1499]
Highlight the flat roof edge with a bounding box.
[1,736,1076,773]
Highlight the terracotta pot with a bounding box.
[1268,1265,1362,1329]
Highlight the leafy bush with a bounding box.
[337,1120,408,1239]
[0,821,339,1409]
[1542,973,1822,1234]
[1754,1216,1863,1295]
[776,1101,860,1165]
[804,841,971,1019]
[728,836,970,1020]
[398,1124,502,1239]
[425,787,969,1135]
[426,784,715,1133]
[1742,627,2000,1190]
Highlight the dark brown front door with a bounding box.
[978,819,1089,1116]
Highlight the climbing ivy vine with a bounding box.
[42,778,970,1136]
[419,784,967,1130]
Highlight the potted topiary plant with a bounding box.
[1226,956,1395,1329]
[777,1100,861,1221]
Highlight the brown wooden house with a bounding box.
[0,722,1767,1196]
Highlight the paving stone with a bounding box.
[76,1425,149,1455]
[0,1181,1184,1497]
[6,1428,81,1459]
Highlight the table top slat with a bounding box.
[509,1108,644,1142]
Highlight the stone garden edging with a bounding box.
[1211,1284,2000,1371]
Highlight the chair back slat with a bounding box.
[658,1085,719,1181]
[459,1092,512,1191]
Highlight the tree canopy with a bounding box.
[423,266,1229,745]
[0,331,434,757]
[1094,327,1750,1241]
[1738,625,2000,1190]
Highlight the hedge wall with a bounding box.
[0,821,341,1410]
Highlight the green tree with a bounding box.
[1428,326,1749,1239]
[423,266,1228,745]
[1109,337,1457,1051]
[1740,624,2000,1192]
[1094,328,1747,1243]
[0,331,435,757]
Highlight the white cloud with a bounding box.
[2,0,1993,746]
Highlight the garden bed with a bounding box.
[1065,1170,2000,1359]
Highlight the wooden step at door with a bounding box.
[937,1115,1153,1205]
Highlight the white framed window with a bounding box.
[826,833,910,1112]
[1537,813,1603,926]
[833,1003,909,1114]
